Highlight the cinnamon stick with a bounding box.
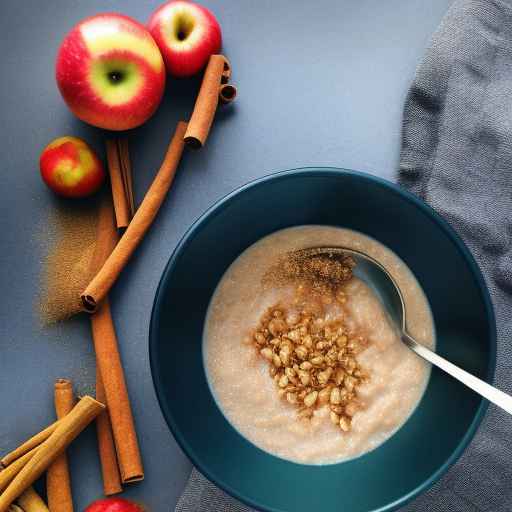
[89,195,119,273]
[106,140,131,230]
[95,370,122,495]
[219,84,237,105]
[117,139,135,217]
[0,396,104,512]
[221,61,231,84]
[17,488,48,512]
[184,55,230,148]
[91,300,143,483]
[1,422,59,468]
[0,449,37,493]
[81,121,188,312]
[46,379,75,512]
[86,194,142,484]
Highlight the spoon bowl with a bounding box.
[296,246,407,331]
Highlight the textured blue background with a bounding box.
[0,1,451,510]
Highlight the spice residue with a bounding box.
[39,196,101,324]
[263,249,355,295]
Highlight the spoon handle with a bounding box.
[402,332,512,415]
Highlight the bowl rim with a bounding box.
[149,167,497,512]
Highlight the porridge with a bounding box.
[204,226,435,464]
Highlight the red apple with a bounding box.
[85,498,144,512]
[56,14,166,131]
[40,136,105,198]
[148,0,222,77]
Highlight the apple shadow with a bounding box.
[45,185,104,214]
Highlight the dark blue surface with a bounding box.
[0,1,453,509]
[150,169,495,512]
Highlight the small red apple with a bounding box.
[40,136,105,198]
[148,0,222,77]
[85,498,144,512]
[56,14,166,130]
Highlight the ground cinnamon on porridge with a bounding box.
[263,249,355,296]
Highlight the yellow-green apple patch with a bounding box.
[89,59,143,106]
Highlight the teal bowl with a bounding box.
[150,168,496,512]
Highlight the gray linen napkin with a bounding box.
[176,0,512,510]
[399,0,512,510]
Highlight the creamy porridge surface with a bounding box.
[204,226,434,464]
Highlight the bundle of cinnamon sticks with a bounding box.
[0,394,104,512]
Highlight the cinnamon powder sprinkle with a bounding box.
[39,197,101,324]
[263,249,355,295]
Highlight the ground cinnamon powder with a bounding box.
[39,196,101,323]
[263,250,355,295]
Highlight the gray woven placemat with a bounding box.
[176,0,512,510]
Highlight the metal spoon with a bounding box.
[298,247,512,415]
